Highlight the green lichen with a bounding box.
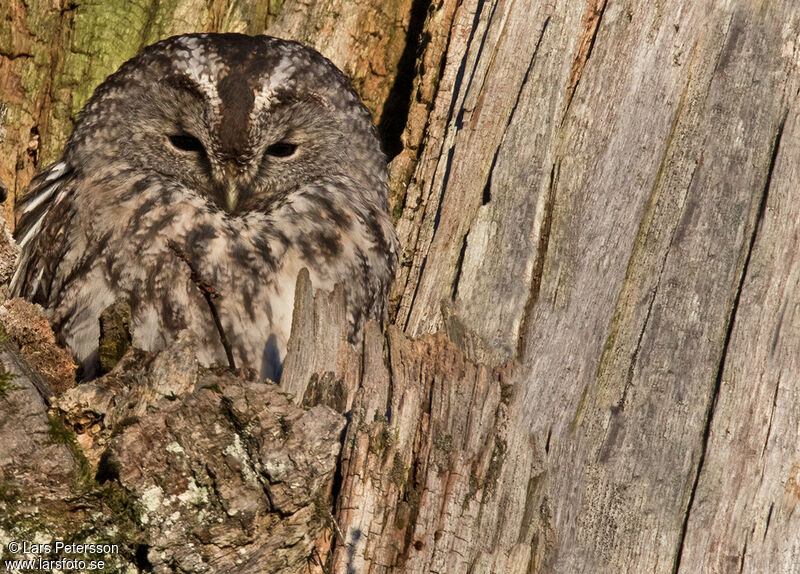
[389,456,406,488]
[67,1,151,113]
[370,425,396,455]
[569,384,590,433]
[402,480,422,536]
[99,482,142,528]
[0,371,22,399]
[0,480,140,573]
[463,470,480,510]
[500,383,513,406]
[432,432,452,473]
[312,491,332,529]
[0,479,20,514]
[98,300,132,375]
[46,414,94,489]
[483,437,507,497]
[302,371,347,412]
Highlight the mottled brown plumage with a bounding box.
[13,34,398,380]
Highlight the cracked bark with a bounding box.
[674,107,788,573]
[3,1,800,573]
[562,0,607,119]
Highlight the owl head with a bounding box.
[65,34,387,216]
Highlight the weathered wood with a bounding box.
[678,38,800,574]
[268,0,420,127]
[383,0,800,571]
[5,323,346,573]
[544,5,794,571]
[331,327,514,572]
[280,269,361,411]
[0,298,75,395]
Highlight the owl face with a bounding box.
[67,34,386,216]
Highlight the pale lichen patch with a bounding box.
[166,441,185,455]
[177,478,209,507]
[223,434,259,485]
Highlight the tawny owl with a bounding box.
[12,34,398,381]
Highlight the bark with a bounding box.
[2,1,800,573]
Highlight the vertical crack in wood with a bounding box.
[596,280,655,462]
[378,0,433,159]
[544,427,552,455]
[450,232,468,300]
[516,157,556,358]
[562,0,608,124]
[325,426,348,562]
[401,439,427,561]
[737,534,749,574]
[383,332,396,424]
[11,1,76,207]
[479,14,550,209]
[406,0,464,182]
[606,137,696,416]
[323,326,370,553]
[761,368,781,459]
[388,0,470,228]
[578,0,606,71]
[481,170,492,205]
[763,502,774,541]
[593,51,703,448]
[448,0,496,133]
[671,108,788,574]
[431,0,497,233]
[768,300,787,358]
[402,0,493,329]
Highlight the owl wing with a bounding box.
[11,161,74,303]
[342,199,399,335]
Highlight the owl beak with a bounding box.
[216,161,248,213]
[224,178,239,212]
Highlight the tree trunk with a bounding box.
[2,1,799,573]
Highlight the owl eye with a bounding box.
[169,134,205,153]
[265,142,297,158]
